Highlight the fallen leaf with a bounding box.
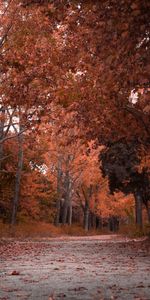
[11,270,20,275]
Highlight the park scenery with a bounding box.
[0,0,150,299]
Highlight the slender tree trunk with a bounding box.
[88,211,92,230]
[109,217,113,232]
[62,202,68,225]
[145,202,150,223]
[96,217,102,230]
[82,185,93,231]
[91,213,96,229]
[115,217,119,231]
[0,106,5,170]
[67,186,73,226]
[11,123,23,225]
[0,144,3,170]
[0,141,4,170]
[68,204,72,226]
[134,192,143,228]
[62,169,69,225]
[84,203,89,231]
[62,156,72,225]
[62,193,72,225]
[55,198,61,226]
[109,216,118,232]
[54,157,62,226]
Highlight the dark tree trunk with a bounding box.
[84,204,89,231]
[54,157,62,226]
[93,214,97,229]
[11,127,23,225]
[145,202,150,223]
[62,202,68,225]
[109,217,114,232]
[88,212,92,230]
[62,156,72,225]
[134,192,143,228]
[0,106,5,170]
[55,198,61,226]
[0,144,3,170]
[0,140,4,170]
[109,216,119,232]
[96,217,102,230]
[90,213,96,229]
[82,185,93,231]
[68,204,72,226]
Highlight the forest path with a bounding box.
[0,235,150,300]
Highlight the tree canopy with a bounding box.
[0,0,149,230]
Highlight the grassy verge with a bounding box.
[118,223,150,238]
[0,221,104,238]
[1,221,149,239]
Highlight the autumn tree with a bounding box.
[39,109,86,226]
[1,0,149,144]
[1,0,149,233]
[100,139,150,228]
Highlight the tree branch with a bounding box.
[123,105,150,136]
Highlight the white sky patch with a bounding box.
[38,164,48,174]
[74,70,87,79]
[56,24,61,29]
[129,90,138,104]
[136,31,150,49]
[30,162,48,174]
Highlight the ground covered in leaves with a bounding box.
[0,235,150,300]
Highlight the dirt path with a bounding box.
[0,235,150,300]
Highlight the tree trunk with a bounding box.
[96,217,102,230]
[145,202,150,223]
[55,198,61,226]
[88,211,92,230]
[68,204,72,226]
[84,204,89,231]
[54,157,62,226]
[109,216,119,232]
[62,157,72,225]
[0,140,4,171]
[91,213,96,229]
[0,106,5,170]
[11,124,23,225]
[109,217,114,232]
[62,202,68,225]
[134,192,143,228]
[82,185,93,231]
[0,144,3,170]
[67,185,72,226]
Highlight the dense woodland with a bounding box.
[0,0,150,233]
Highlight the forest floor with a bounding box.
[0,235,150,300]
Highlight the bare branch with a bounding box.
[0,22,13,49]
[123,105,150,136]
[0,154,12,161]
[3,108,17,138]
[0,128,27,144]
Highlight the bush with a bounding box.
[119,223,150,237]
